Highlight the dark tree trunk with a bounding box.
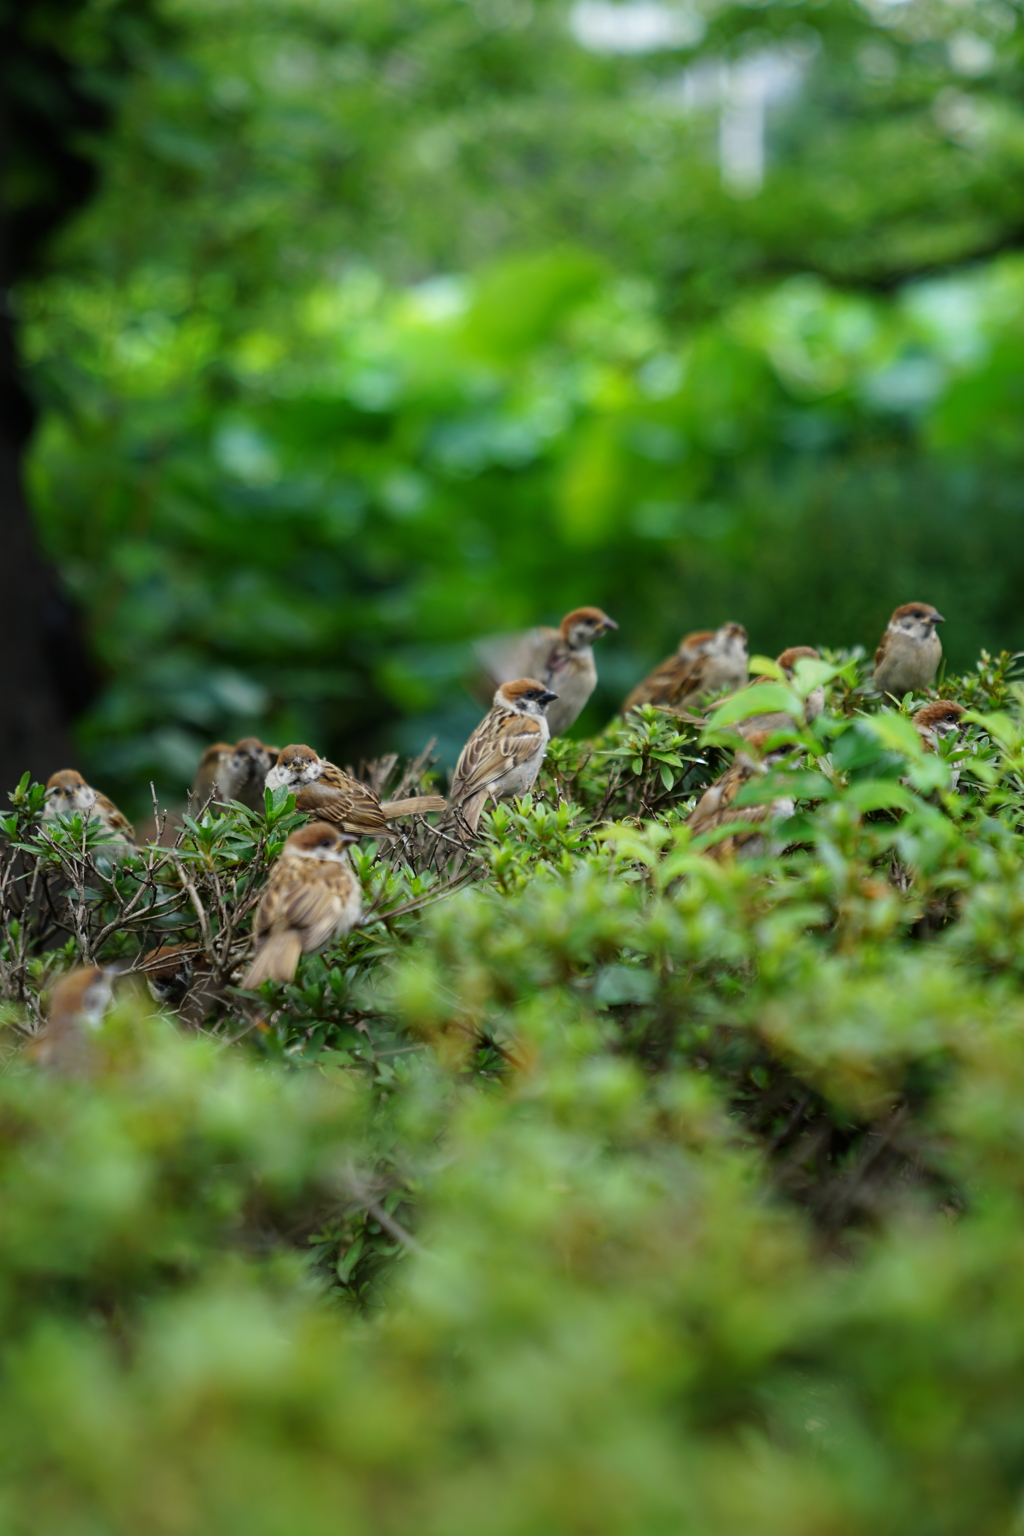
[0,423,75,784]
[0,1,159,790]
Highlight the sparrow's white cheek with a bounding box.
[265,767,288,791]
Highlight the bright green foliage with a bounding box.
[3,656,1024,1529]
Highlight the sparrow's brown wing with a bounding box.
[295,779,389,836]
[687,763,761,836]
[95,792,136,844]
[451,713,545,802]
[474,627,561,688]
[281,868,355,952]
[192,747,231,802]
[873,630,890,670]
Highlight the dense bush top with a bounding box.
[2,652,1024,1531]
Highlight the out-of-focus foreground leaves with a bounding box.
[4,649,1024,1533]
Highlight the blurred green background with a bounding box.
[16,0,1024,811]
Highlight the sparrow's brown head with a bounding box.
[283,821,358,857]
[890,602,945,628]
[740,730,800,768]
[275,745,319,771]
[776,646,820,672]
[266,744,323,793]
[680,629,716,657]
[234,736,277,763]
[47,965,114,1032]
[141,943,198,1004]
[496,678,559,714]
[44,769,96,816]
[46,769,88,793]
[196,743,232,769]
[913,700,965,737]
[559,607,618,646]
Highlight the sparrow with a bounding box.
[140,942,199,1008]
[476,607,618,737]
[873,603,945,698]
[191,743,234,807]
[622,622,748,715]
[913,700,965,750]
[266,746,446,839]
[734,647,825,738]
[685,731,796,860]
[191,737,280,813]
[42,770,137,854]
[27,965,115,1074]
[449,678,558,835]
[138,942,224,1028]
[242,822,362,989]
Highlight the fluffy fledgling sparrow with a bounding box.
[685,732,797,860]
[622,622,748,715]
[42,770,137,854]
[449,678,558,835]
[266,746,446,840]
[28,965,115,1074]
[734,646,825,739]
[242,822,362,989]
[476,607,618,737]
[192,737,280,813]
[873,603,945,698]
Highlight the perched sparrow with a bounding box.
[267,745,446,840]
[192,737,280,813]
[242,822,362,989]
[913,700,965,750]
[734,647,825,739]
[191,743,235,807]
[139,942,223,1028]
[476,607,618,737]
[873,603,945,698]
[140,943,198,1009]
[27,965,115,1074]
[622,622,748,714]
[685,731,796,860]
[42,770,136,854]
[450,678,558,835]
[226,737,280,811]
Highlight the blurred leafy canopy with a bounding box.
[18,0,1024,813]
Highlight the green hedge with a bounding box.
[2,653,1024,1531]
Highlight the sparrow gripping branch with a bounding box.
[448,679,558,838]
[267,746,444,839]
[242,823,362,990]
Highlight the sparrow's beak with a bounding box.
[933,613,946,624]
[340,832,361,848]
[602,617,619,632]
[539,690,559,706]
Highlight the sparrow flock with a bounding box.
[33,599,957,1046]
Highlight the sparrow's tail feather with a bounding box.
[456,792,488,838]
[242,931,303,989]
[380,794,447,818]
